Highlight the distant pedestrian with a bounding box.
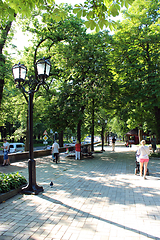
[75,140,81,160]
[151,136,156,153]
[137,140,150,179]
[1,138,10,166]
[52,141,59,164]
[112,136,116,151]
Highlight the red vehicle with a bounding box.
[126,128,139,145]
[125,128,151,145]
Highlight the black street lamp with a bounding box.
[98,119,107,151]
[12,58,51,195]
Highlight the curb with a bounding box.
[0,186,24,204]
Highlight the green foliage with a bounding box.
[47,29,115,136]
[0,172,27,194]
[2,0,160,143]
[73,0,135,31]
[1,14,116,141]
[150,152,160,158]
[112,0,160,137]
[0,0,53,19]
[33,139,52,144]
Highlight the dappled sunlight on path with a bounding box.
[0,145,160,239]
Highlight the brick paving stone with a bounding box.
[0,236,13,240]
[0,145,160,240]
[2,231,17,237]
[12,226,26,233]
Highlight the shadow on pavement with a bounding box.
[0,161,28,174]
[40,193,160,240]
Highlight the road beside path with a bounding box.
[0,145,160,240]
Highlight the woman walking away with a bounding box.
[137,140,150,179]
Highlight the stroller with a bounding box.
[135,150,149,175]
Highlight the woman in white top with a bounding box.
[137,140,150,179]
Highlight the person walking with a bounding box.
[1,138,10,166]
[75,140,81,160]
[137,140,150,179]
[112,136,116,151]
[52,141,59,164]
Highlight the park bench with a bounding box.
[81,145,93,158]
[65,145,93,158]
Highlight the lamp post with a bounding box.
[98,119,107,151]
[12,58,51,195]
[54,132,58,142]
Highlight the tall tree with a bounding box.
[0,0,135,108]
[112,0,160,139]
[0,0,55,108]
[53,30,115,146]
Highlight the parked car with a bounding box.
[44,145,52,150]
[9,143,25,153]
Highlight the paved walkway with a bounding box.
[0,144,160,240]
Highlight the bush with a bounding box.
[33,139,52,145]
[33,139,43,144]
[150,152,160,158]
[0,172,27,194]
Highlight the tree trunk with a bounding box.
[108,132,110,145]
[0,53,5,108]
[25,112,29,151]
[91,99,94,152]
[0,20,14,107]
[154,106,160,142]
[104,132,107,144]
[77,106,85,143]
[77,122,81,143]
[138,129,143,143]
[59,130,63,147]
[101,126,104,151]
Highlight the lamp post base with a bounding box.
[21,159,44,195]
[21,184,44,195]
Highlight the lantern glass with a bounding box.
[12,67,20,80]
[36,60,45,75]
[45,62,51,76]
[21,67,27,80]
[12,63,27,81]
[36,58,51,78]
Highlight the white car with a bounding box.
[9,143,25,153]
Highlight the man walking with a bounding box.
[52,141,59,164]
[112,136,116,151]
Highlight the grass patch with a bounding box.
[0,172,27,194]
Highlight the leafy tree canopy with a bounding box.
[73,0,135,31]
[112,0,160,137]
